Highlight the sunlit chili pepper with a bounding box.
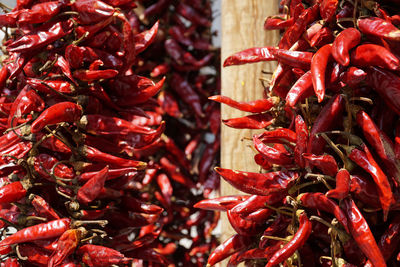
[207,234,252,266]
[311,43,332,102]
[223,112,274,129]
[215,167,298,196]
[342,198,386,267]
[331,28,361,66]
[266,211,312,267]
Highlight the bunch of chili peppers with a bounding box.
[0,0,221,265]
[129,0,221,265]
[196,0,400,266]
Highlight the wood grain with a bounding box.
[220,0,279,257]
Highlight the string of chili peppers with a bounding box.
[196,0,400,266]
[131,1,221,265]
[0,0,201,265]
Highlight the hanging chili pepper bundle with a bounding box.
[0,0,205,264]
[196,0,400,266]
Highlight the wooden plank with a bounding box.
[220,0,279,251]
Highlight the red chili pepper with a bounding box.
[342,198,386,267]
[0,67,8,90]
[215,167,298,196]
[80,145,147,169]
[230,192,285,215]
[294,115,308,168]
[135,21,159,54]
[326,169,350,200]
[73,69,118,81]
[7,20,73,53]
[356,110,400,182]
[30,102,82,133]
[320,0,338,22]
[159,157,195,188]
[351,44,399,70]
[223,47,277,67]
[0,181,27,204]
[209,95,278,113]
[285,71,314,107]
[31,194,60,220]
[18,244,51,266]
[358,17,400,41]
[310,27,334,47]
[308,94,345,155]
[77,166,108,205]
[48,228,85,267]
[229,242,282,266]
[264,17,294,30]
[115,77,165,106]
[77,244,132,267]
[122,195,163,214]
[272,49,313,69]
[8,86,44,127]
[227,210,264,236]
[175,2,211,27]
[365,214,400,266]
[72,0,114,25]
[253,135,293,165]
[311,43,332,102]
[19,1,63,24]
[266,211,312,267]
[194,195,249,211]
[222,112,274,129]
[0,218,71,246]
[256,128,297,145]
[26,78,75,94]
[347,144,393,221]
[303,153,338,176]
[298,192,349,232]
[207,234,252,266]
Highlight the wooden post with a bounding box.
[220,0,279,252]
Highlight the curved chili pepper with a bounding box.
[285,71,313,107]
[230,192,285,215]
[298,192,349,232]
[209,95,278,113]
[320,0,338,22]
[303,153,338,176]
[265,211,312,267]
[175,2,211,27]
[229,242,282,266]
[0,218,71,247]
[135,21,159,54]
[0,181,27,204]
[227,210,264,236]
[7,20,73,53]
[18,244,51,266]
[77,244,132,267]
[356,110,400,182]
[308,94,344,155]
[310,26,333,47]
[18,1,63,24]
[256,128,296,145]
[115,77,165,106]
[326,169,350,200]
[194,195,249,211]
[351,44,399,70]
[272,49,313,69]
[347,144,393,220]
[72,0,114,25]
[8,86,44,128]
[207,234,252,266]
[77,166,108,205]
[358,17,400,41]
[332,28,361,66]
[342,198,386,267]
[48,228,85,267]
[31,194,60,220]
[215,167,298,196]
[223,47,277,67]
[311,43,332,102]
[340,67,366,87]
[223,112,274,129]
[294,115,308,168]
[253,134,293,165]
[30,102,82,133]
[27,78,75,94]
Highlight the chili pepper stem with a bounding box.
[261,235,289,242]
[73,220,108,228]
[319,133,354,170]
[264,203,293,216]
[15,245,28,261]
